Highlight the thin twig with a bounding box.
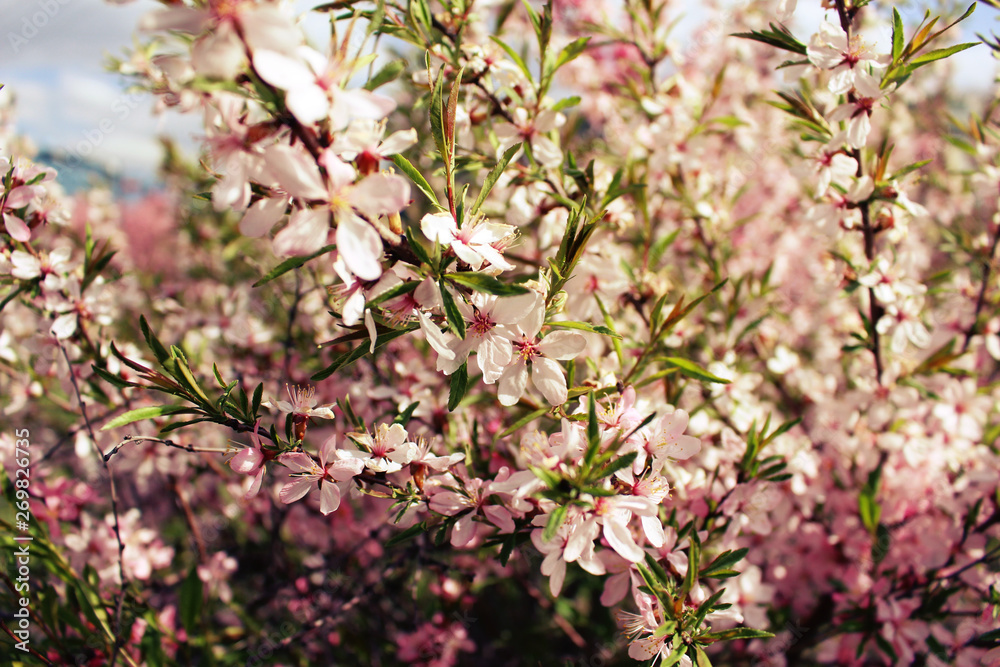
[1,619,53,665]
[961,220,1000,352]
[58,341,128,667]
[168,475,208,565]
[104,435,232,462]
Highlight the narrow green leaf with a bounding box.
[892,7,904,62]
[385,522,428,547]
[546,320,622,339]
[392,153,441,208]
[909,42,978,66]
[550,96,581,112]
[448,363,469,411]
[700,627,774,641]
[661,357,731,384]
[585,392,600,464]
[364,58,406,91]
[251,383,264,417]
[253,244,335,287]
[592,451,638,480]
[543,504,568,542]
[368,279,421,307]
[662,640,688,667]
[140,315,170,365]
[311,326,416,380]
[495,407,549,440]
[179,566,203,634]
[489,35,533,82]
[405,226,433,266]
[859,492,881,534]
[555,36,590,70]
[91,364,141,389]
[446,271,530,296]
[977,628,1000,643]
[470,142,522,216]
[429,61,447,161]
[440,281,466,339]
[700,548,749,577]
[445,66,465,160]
[101,405,193,431]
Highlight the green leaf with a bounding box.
[179,566,203,635]
[392,152,441,209]
[700,548,749,577]
[890,158,932,181]
[700,627,774,641]
[892,7,904,62]
[364,58,405,90]
[732,23,808,55]
[408,0,432,34]
[405,226,433,266]
[543,504,568,542]
[428,59,447,161]
[385,522,428,547]
[91,364,141,389]
[550,96,581,112]
[489,35,533,82]
[859,491,881,534]
[393,400,420,427]
[494,407,549,440]
[683,538,700,595]
[470,142,522,217]
[368,279,421,307]
[445,66,465,160]
[251,383,264,417]
[100,405,193,431]
[585,392,600,464]
[446,271,530,296]
[662,640,688,667]
[909,42,978,67]
[661,357,731,384]
[311,326,416,380]
[978,628,1000,643]
[440,281,466,339]
[555,36,590,70]
[592,452,637,480]
[140,315,171,365]
[546,320,622,339]
[448,363,470,412]
[253,244,335,287]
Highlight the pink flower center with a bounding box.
[513,336,541,362]
[470,309,496,337]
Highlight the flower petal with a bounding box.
[262,144,327,200]
[279,477,315,504]
[604,519,646,562]
[498,362,529,406]
[319,481,342,515]
[336,214,383,281]
[348,173,410,219]
[531,356,568,406]
[239,197,287,237]
[539,331,586,360]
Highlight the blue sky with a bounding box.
[0,0,996,182]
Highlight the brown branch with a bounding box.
[58,341,129,667]
[104,435,231,462]
[168,475,208,565]
[0,619,53,665]
[962,220,1000,352]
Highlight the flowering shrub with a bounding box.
[2,0,1000,665]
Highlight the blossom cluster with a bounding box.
[1,0,999,665]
